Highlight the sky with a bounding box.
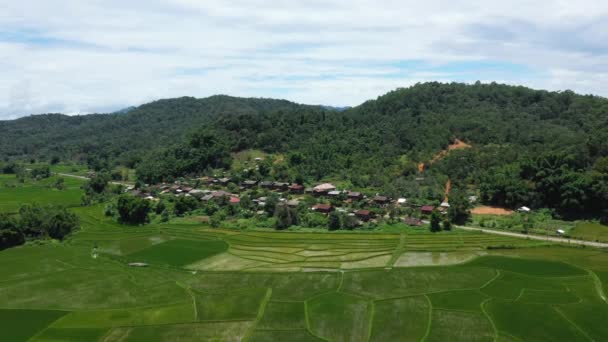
[1,0,608,119]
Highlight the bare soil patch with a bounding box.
[471,206,514,216]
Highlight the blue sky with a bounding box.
[1,0,607,119]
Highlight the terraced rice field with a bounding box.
[1,206,607,341]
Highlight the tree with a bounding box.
[155,200,166,215]
[447,189,471,224]
[53,177,65,190]
[0,213,24,250]
[174,196,198,216]
[343,215,360,230]
[85,173,109,195]
[30,164,51,179]
[328,212,341,231]
[442,218,452,231]
[18,204,47,237]
[264,194,279,216]
[116,194,150,225]
[430,210,442,232]
[275,205,298,230]
[46,209,79,240]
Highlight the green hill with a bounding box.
[1,82,607,218]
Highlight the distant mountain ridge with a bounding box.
[1,82,607,168]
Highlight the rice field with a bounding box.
[1,205,607,341]
[0,174,85,213]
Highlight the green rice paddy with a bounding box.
[1,204,607,341]
[0,174,85,213]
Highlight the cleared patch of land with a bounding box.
[471,206,514,216]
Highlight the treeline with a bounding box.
[2,82,608,219]
[0,205,79,250]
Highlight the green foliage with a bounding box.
[126,239,228,267]
[3,83,608,220]
[442,218,452,231]
[0,309,67,341]
[30,163,51,179]
[46,208,80,240]
[430,210,442,232]
[116,194,151,225]
[0,214,24,250]
[173,196,198,216]
[18,204,79,240]
[328,211,342,231]
[274,204,298,230]
[136,130,232,183]
[447,188,471,224]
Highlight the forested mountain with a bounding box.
[0,95,319,167]
[2,82,608,219]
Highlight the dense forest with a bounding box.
[1,82,607,220]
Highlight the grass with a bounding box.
[428,290,489,312]
[0,309,68,341]
[426,309,495,342]
[306,292,371,342]
[2,205,608,341]
[570,221,608,242]
[485,300,589,341]
[52,303,194,328]
[125,239,228,267]
[469,255,586,277]
[370,296,429,341]
[0,175,84,213]
[104,321,254,341]
[257,301,307,330]
[32,327,108,341]
[194,288,268,321]
[249,329,322,342]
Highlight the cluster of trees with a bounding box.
[2,82,608,220]
[0,205,79,250]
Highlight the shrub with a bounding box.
[117,194,150,225]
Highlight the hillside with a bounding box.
[1,82,607,218]
[0,95,320,167]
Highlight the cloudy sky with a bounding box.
[1,0,608,119]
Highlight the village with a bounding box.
[126,176,457,228]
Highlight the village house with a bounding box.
[286,199,300,208]
[327,190,341,197]
[229,197,241,204]
[355,209,373,221]
[421,205,435,215]
[404,216,423,226]
[373,195,390,206]
[313,183,336,196]
[188,189,205,198]
[273,182,290,192]
[312,203,333,213]
[242,180,258,188]
[289,184,304,194]
[212,190,231,199]
[347,191,363,201]
[260,181,274,189]
[218,177,230,186]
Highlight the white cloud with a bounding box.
[1,0,608,118]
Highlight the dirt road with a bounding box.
[56,173,132,186]
[455,224,608,248]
